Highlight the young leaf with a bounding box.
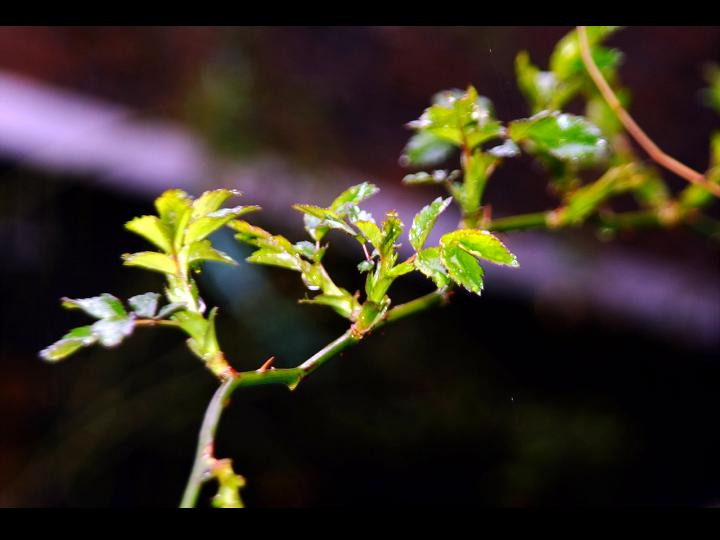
[128,292,161,318]
[292,205,356,237]
[122,252,177,275]
[190,188,242,220]
[211,459,246,509]
[439,241,485,295]
[440,229,519,267]
[550,26,623,80]
[155,189,193,230]
[246,249,303,271]
[61,293,127,320]
[187,240,237,267]
[125,216,173,253]
[299,293,357,319]
[509,112,608,164]
[39,326,97,362]
[410,197,452,252]
[355,220,383,251]
[185,205,260,245]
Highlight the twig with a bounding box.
[178,288,447,507]
[576,26,720,198]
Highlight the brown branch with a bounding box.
[576,26,720,199]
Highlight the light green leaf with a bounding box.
[441,229,519,267]
[410,197,452,252]
[293,204,356,237]
[402,169,461,185]
[155,302,186,320]
[187,240,237,266]
[387,260,415,278]
[122,251,177,275]
[299,293,357,319]
[379,212,403,259]
[509,112,608,164]
[440,241,485,295]
[39,326,97,362]
[247,249,302,271]
[550,26,623,80]
[227,220,272,245]
[125,216,173,253]
[61,293,127,319]
[357,260,374,273]
[355,220,383,251]
[211,459,246,509]
[190,188,242,220]
[185,205,260,244]
[172,311,208,343]
[330,182,379,212]
[414,247,451,289]
[128,292,160,318]
[155,189,192,230]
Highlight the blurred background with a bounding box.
[0,26,718,507]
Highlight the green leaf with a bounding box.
[172,311,208,343]
[379,212,403,259]
[190,188,242,220]
[414,247,451,289]
[125,216,173,253]
[155,302,186,320]
[703,64,720,115]
[247,248,302,271]
[560,163,644,225]
[355,220,383,251]
[185,205,260,244]
[122,251,177,275]
[128,292,160,318]
[401,131,456,168]
[227,220,272,245]
[509,112,608,164]
[440,241,485,295]
[187,240,237,267]
[155,189,192,230]
[440,229,519,267]
[463,150,498,214]
[211,459,245,509]
[293,204,356,237]
[402,169,461,185]
[488,140,520,158]
[39,326,97,362]
[550,26,623,80]
[61,293,127,319]
[330,182,379,212]
[410,197,452,252]
[387,260,415,278]
[357,260,374,273]
[293,240,325,262]
[516,51,560,112]
[91,317,135,347]
[299,293,357,319]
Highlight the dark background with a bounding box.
[0,26,719,507]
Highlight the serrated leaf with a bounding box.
[410,197,452,252]
[331,182,379,212]
[440,241,485,295]
[90,317,135,347]
[227,220,272,244]
[125,215,173,253]
[61,293,127,319]
[247,249,302,271]
[401,131,456,168]
[509,112,608,164]
[441,229,519,267]
[128,292,161,318]
[187,240,237,267]
[293,205,356,237]
[122,251,177,275]
[414,247,451,289]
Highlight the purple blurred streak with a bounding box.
[0,69,717,348]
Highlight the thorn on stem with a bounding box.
[257,356,275,373]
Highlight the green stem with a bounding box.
[179,288,448,507]
[488,212,549,232]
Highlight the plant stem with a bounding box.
[576,26,719,198]
[180,377,235,508]
[179,288,448,507]
[488,212,549,232]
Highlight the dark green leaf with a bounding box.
[440,229,519,267]
[401,131,456,168]
[509,112,608,164]
[440,241,484,295]
[414,247,451,289]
